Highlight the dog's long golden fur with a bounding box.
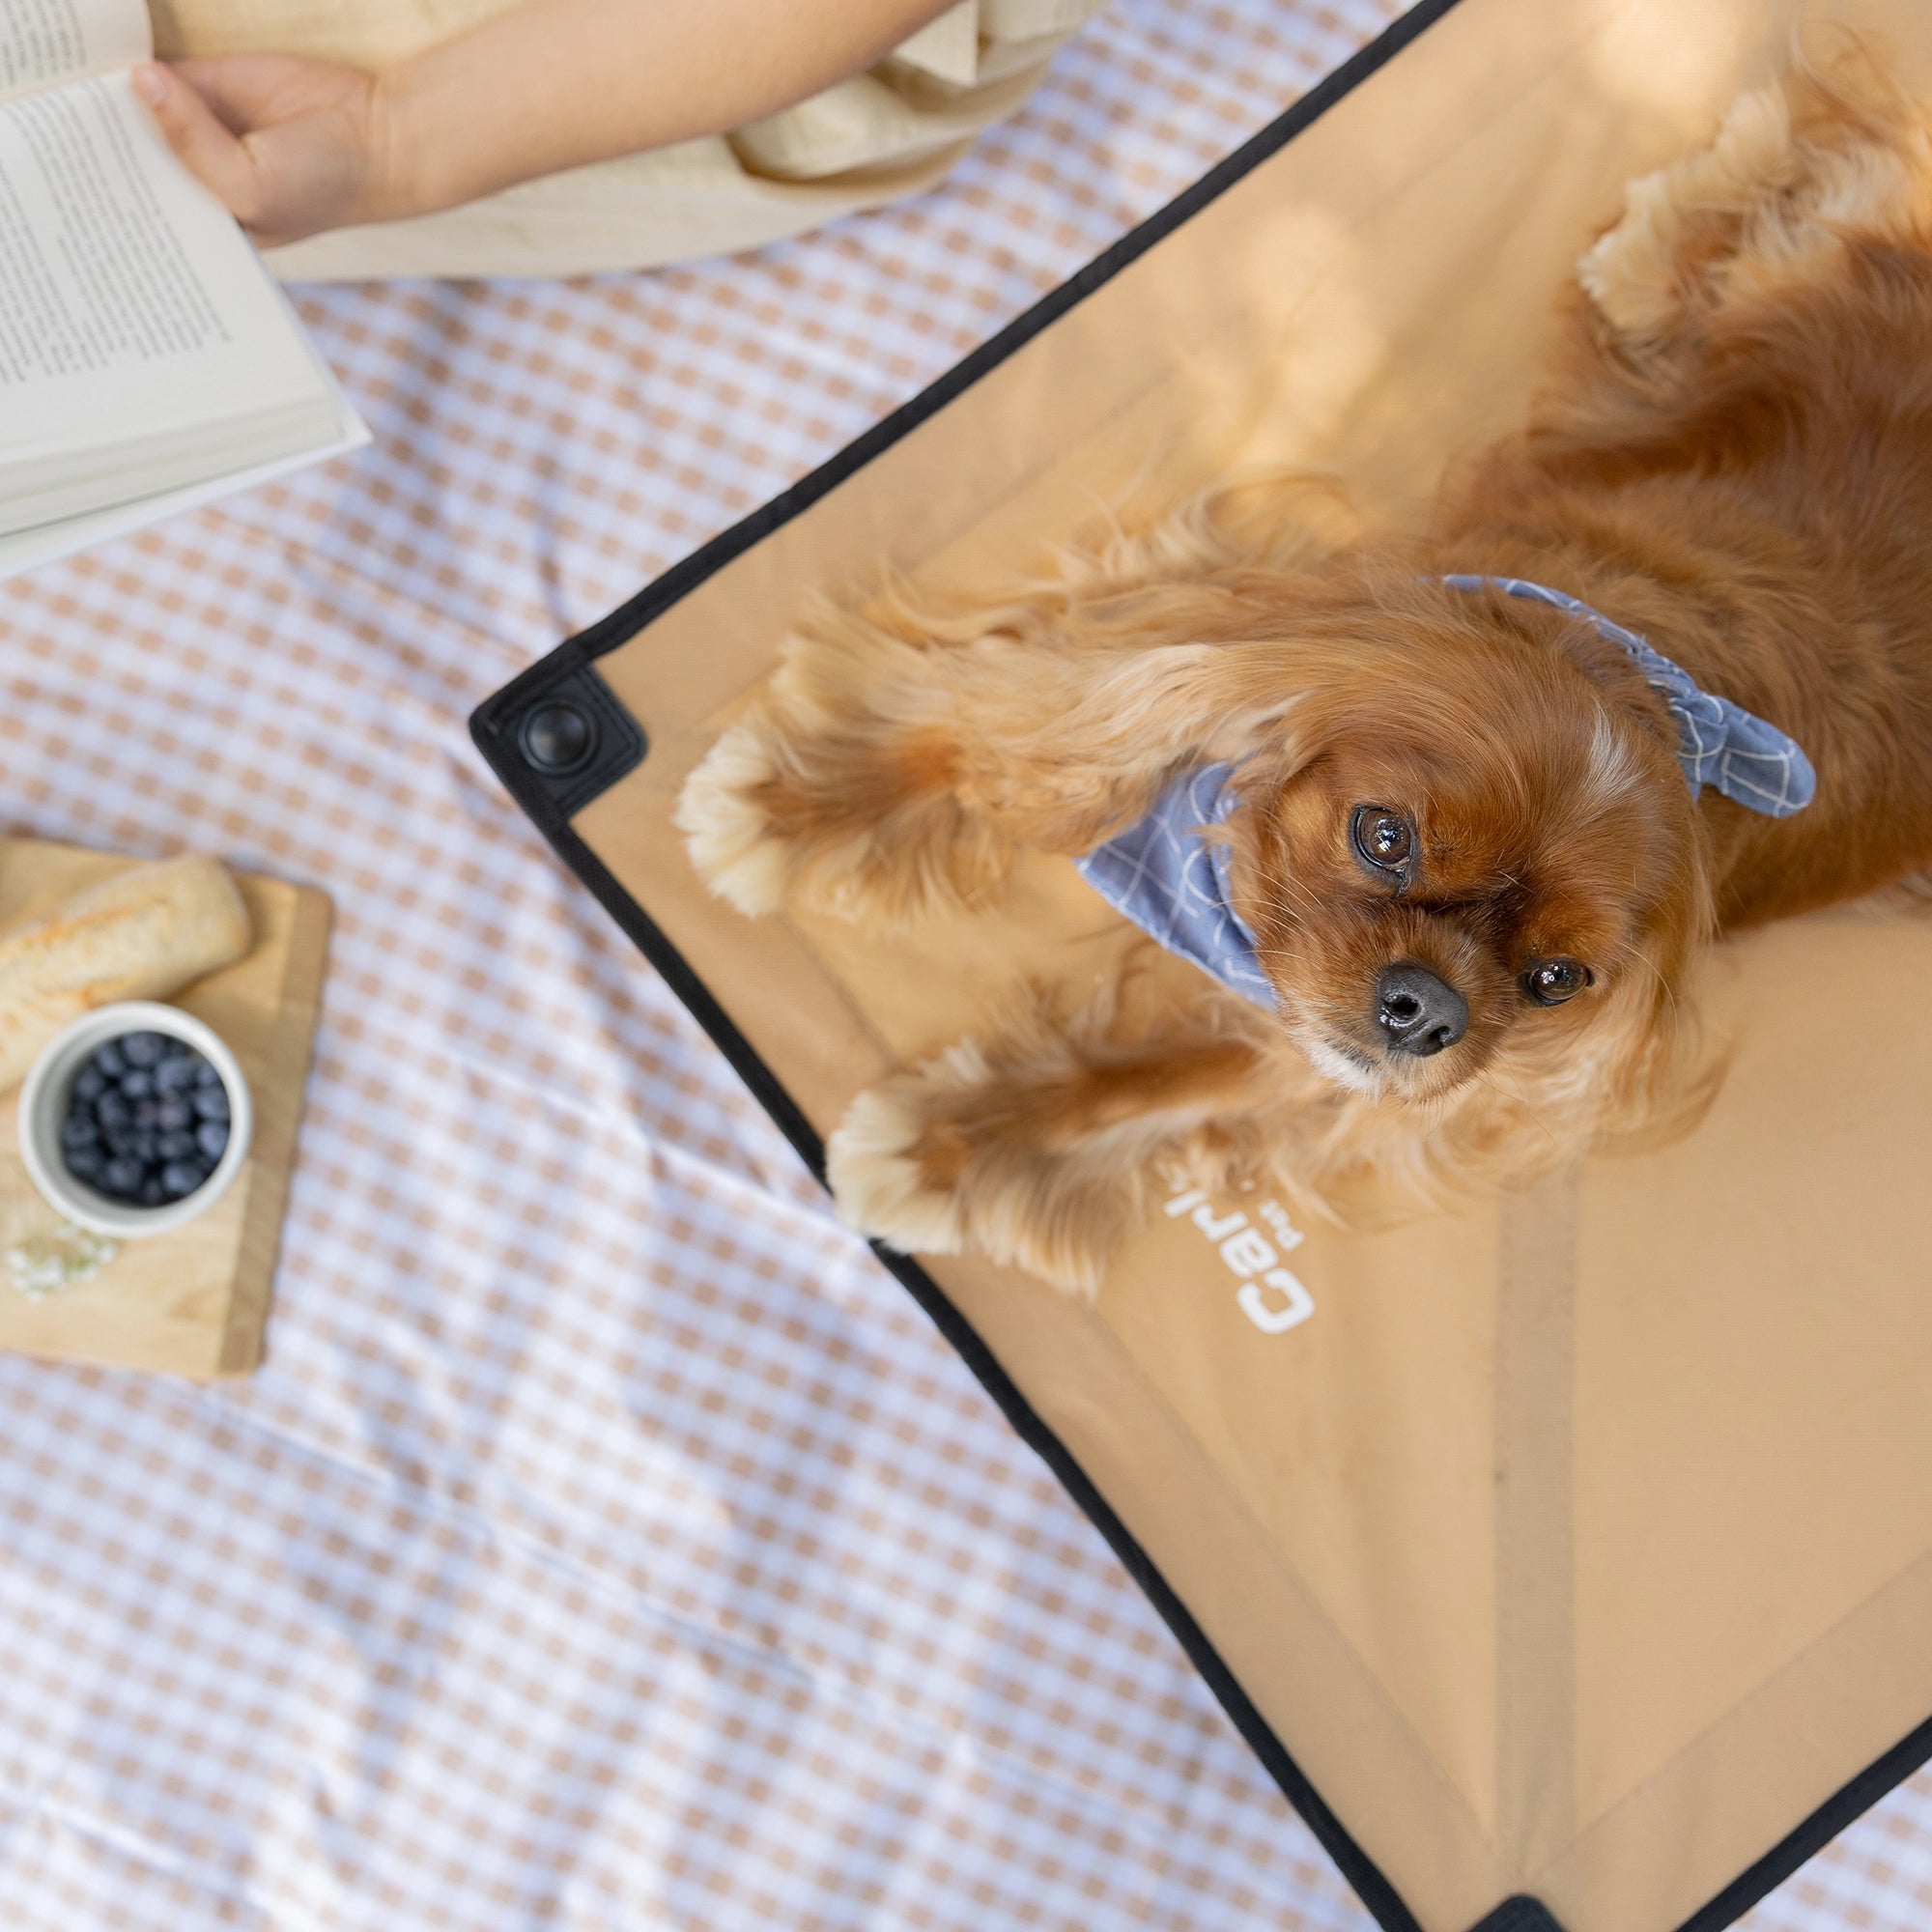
[680,52,1932,1294]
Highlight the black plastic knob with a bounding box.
[518,698,596,774]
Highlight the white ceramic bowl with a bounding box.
[17,1002,253,1237]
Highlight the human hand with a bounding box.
[134,57,406,249]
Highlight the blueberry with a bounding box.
[192,1086,230,1123]
[157,1129,197,1161]
[60,1114,99,1151]
[102,1126,138,1159]
[138,1176,166,1207]
[101,1155,143,1197]
[95,1091,129,1129]
[194,1059,221,1089]
[132,1100,159,1129]
[155,1057,196,1094]
[159,1161,205,1199]
[120,1069,154,1100]
[63,1146,103,1182]
[94,1040,127,1078]
[160,1036,194,1061]
[194,1121,228,1162]
[122,1032,165,1068]
[72,1065,106,1102]
[131,1131,159,1162]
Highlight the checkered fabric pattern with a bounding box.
[1075,762,1277,1008]
[0,4,1921,1928]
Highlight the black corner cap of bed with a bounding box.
[1469,1898,1567,1932]
[470,645,644,831]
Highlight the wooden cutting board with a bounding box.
[0,839,330,1378]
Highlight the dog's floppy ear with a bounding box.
[1046,637,1313,765]
[953,633,1323,855]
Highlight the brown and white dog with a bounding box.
[679,55,1932,1295]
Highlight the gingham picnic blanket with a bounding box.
[0,5,1921,1927]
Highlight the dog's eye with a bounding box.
[1522,957,1593,1006]
[1350,806,1413,874]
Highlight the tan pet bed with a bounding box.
[472,3,1932,1926]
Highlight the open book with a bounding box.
[0,0,367,580]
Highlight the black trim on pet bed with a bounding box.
[471,3,1932,1926]
[1469,1902,1569,1932]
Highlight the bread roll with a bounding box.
[0,856,253,1091]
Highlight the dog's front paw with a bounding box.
[678,595,1029,923]
[825,1044,1130,1301]
[825,1073,974,1261]
[679,720,1015,926]
[675,719,797,917]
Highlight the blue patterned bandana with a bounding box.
[1075,577,1816,1007]
[1074,763,1276,1009]
[1440,575,1816,816]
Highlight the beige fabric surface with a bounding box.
[561,1,1932,1927]
[148,0,1108,279]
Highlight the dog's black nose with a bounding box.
[1376,962,1468,1057]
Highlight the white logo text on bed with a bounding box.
[1162,1190,1315,1334]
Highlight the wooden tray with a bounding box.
[0,839,330,1378]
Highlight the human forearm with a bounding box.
[140,0,963,248]
[380,0,959,217]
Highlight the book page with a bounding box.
[0,406,369,582]
[0,0,150,103]
[0,70,340,525]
